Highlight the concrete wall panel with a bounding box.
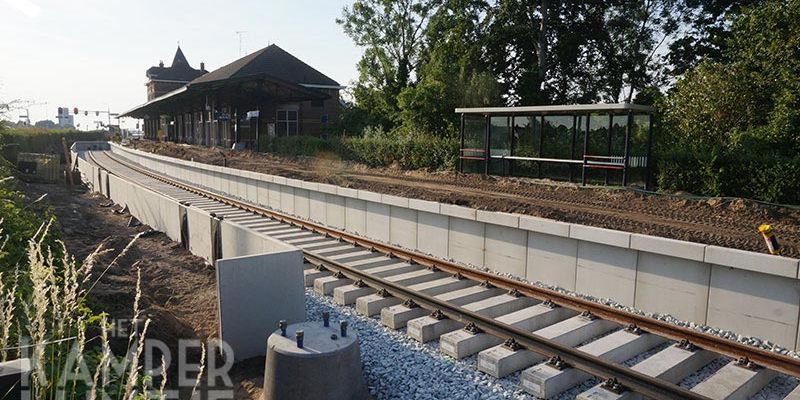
[309,191,327,224]
[268,182,281,210]
[326,194,346,230]
[390,206,417,249]
[417,211,449,259]
[366,202,391,243]
[257,181,270,208]
[484,224,526,277]
[216,249,305,360]
[525,232,578,290]
[707,266,800,347]
[634,253,711,323]
[345,198,367,235]
[575,242,638,305]
[448,218,484,267]
[293,188,311,220]
[280,185,295,215]
[187,206,214,263]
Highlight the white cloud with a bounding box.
[4,0,41,17]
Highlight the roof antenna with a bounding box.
[235,31,247,57]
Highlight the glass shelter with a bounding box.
[456,103,656,188]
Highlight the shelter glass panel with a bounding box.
[461,115,486,173]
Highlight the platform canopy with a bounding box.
[121,45,342,119]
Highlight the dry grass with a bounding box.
[0,218,206,399]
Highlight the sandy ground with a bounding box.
[129,140,800,258]
[22,181,263,399]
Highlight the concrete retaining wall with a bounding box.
[107,143,800,349]
[74,149,306,360]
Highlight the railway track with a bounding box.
[88,150,800,399]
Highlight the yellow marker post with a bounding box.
[758,224,782,255]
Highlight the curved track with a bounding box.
[88,150,800,399]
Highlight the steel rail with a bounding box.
[90,151,800,383]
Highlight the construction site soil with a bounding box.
[23,182,264,398]
[129,140,800,258]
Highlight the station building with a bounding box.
[123,44,343,149]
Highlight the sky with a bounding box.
[0,0,362,129]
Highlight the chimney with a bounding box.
[200,62,205,71]
[159,60,164,67]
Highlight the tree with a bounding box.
[667,0,763,75]
[337,0,439,128]
[663,0,800,151]
[396,0,498,135]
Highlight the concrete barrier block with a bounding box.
[326,195,346,230]
[569,225,630,248]
[390,206,417,249]
[634,253,711,324]
[448,218,484,267]
[707,265,800,349]
[345,198,367,234]
[337,187,359,199]
[519,216,571,238]
[245,179,259,204]
[293,189,310,219]
[237,176,249,199]
[381,194,410,208]
[358,190,382,203]
[317,183,338,195]
[417,211,449,259]
[268,182,281,210]
[366,202,391,243]
[280,186,295,215]
[631,234,706,262]
[286,178,304,189]
[158,195,182,242]
[221,220,270,258]
[258,172,274,183]
[273,176,287,186]
[309,191,327,224]
[477,210,519,228]
[440,203,477,220]
[526,232,578,290]
[409,199,440,214]
[704,246,799,278]
[575,242,638,305]
[484,225,526,277]
[302,181,319,191]
[187,206,214,263]
[257,181,270,208]
[216,249,305,360]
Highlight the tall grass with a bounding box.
[0,218,200,399]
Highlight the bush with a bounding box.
[657,146,800,204]
[258,131,459,171]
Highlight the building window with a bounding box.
[276,107,299,136]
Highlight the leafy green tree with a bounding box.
[668,0,763,75]
[337,0,439,129]
[396,0,499,135]
[663,0,800,151]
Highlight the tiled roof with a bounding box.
[190,44,339,87]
